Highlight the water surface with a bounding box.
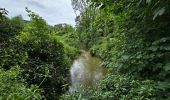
[69,51,107,92]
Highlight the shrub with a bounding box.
[0,66,42,100]
[18,9,71,99]
[61,74,157,100]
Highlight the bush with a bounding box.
[0,8,77,99]
[0,66,42,99]
[61,74,157,100]
[18,11,71,99]
[0,38,27,70]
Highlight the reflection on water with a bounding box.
[69,51,107,92]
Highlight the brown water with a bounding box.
[69,50,107,92]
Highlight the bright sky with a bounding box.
[0,0,76,26]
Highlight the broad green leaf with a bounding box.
[153,7,165,20]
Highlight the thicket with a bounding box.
[0,66,42,100]
[0,8,78,99]
[62,0,170,99]
[1,0,170,99]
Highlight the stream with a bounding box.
[69,50,107,92]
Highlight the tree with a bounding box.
[19,8,71,99]
[53,23,74,35]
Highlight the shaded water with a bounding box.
[69,50,107,92]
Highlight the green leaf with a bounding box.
[156,63,163,68]
[152,37,170,45]
[156,82,170,90]
[148,46,159,51]
[164,63,170,71]
[153,7,165,20]
[137,0,143,6]
[122,55,129,60]
[146,0,152,5]
[160,46,170,51]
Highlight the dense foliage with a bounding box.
[62,0,170,99]
[0,66,42,100]
[1,0,170,99]
[0,8,78,99]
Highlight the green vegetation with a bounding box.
[0,66,42,100]
[61,0,170,99]
[1,0,170,99]
[0,8,78,99]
